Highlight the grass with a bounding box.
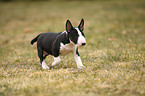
[0,0,145,96]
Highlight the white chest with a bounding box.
[59,43,76,55]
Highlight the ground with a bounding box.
[0,0,145,96]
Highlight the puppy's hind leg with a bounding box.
[38,47,49,69]
[42,60,50,69]
[51,56,61,67]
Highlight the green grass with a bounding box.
[0,0,145,96]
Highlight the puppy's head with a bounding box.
[66,18,86,46]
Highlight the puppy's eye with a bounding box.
[73,33,78,37]
[73,34,77,37]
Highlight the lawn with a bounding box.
[0,0,145,96]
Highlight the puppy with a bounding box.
[31,19,86,69]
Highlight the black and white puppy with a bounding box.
[31,19,86,69]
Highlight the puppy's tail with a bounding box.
[31,34,41,45]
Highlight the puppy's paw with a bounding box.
[42,63,50,69]
[77,65,86,69]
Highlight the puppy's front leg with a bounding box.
[73,48,86,69]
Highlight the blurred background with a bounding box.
[0,0,145,96]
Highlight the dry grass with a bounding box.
[0,0,145,96]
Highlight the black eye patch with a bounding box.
[69,28,79,44]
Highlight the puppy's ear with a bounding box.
[78,18,84,31]
[66,20,73,33]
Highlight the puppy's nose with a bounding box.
[82,43,86,46]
